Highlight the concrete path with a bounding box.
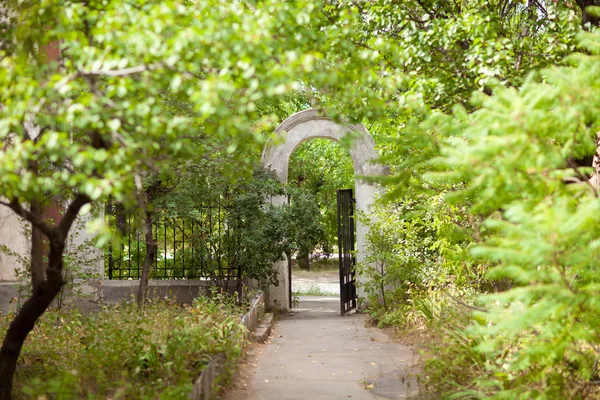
[225,296,421,400]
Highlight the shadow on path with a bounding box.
[225,296,423,400]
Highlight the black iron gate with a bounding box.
[337,188,357,315]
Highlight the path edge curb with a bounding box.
[252,312,273,343]
[189,292,265,400]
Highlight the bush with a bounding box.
[2,294,246,399]
[385,30,600,399]
[356,196,479,328]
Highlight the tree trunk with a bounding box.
[379,263,387,310]
[137,208,156,306]
[577,0,600,28]
[235,262,243,303]
[589,133,600,189]
[299,251,310,271]
[0,242,65,400]
[29,199,44,290]
[0,193,89,399]
[235,279,243,303]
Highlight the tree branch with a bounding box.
[58,194,91,238]
[415,0,436,18]
[0,200,56,239]
[444,291,488,313]
[78,64,153,77]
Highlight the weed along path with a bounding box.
[225,296,421,400]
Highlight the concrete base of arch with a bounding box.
[261,109,385,311]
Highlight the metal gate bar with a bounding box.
[337,189,357,315]
[105,202,240,280]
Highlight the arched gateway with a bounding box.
[261,109,385,310]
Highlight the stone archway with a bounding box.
[261,109,384,310]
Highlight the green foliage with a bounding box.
[349,1,581,201]
[3,294,246,400]
[458,198,600,398]
[341,2,598,397]
[159,165,291,289]
[291,292,300,309]
[285,186,327,262]
[356,204,429,315]
[289,138,355,250]
[233,169,290,288]
[422,309,489,398]
[106,166,330,290]
[357,195,482,326]
[106,166,288,288]
[1,0,598,397]
[0,0,396,249]
[388,31,600,399]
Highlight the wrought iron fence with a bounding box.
[105,202,241,281]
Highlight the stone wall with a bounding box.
[0,207,29,281]
[0,280,216,315]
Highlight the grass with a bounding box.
[3,293,247,400]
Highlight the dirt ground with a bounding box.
[290,258,339,281]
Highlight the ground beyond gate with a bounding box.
[337,188,357,315]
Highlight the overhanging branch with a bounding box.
[58,194,91,238]
[0,199,56,239]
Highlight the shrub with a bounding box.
[2,294,246,399]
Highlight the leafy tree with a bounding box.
[289,138,355,258]
[415,27,600,397]
[319,0,580,119]
[2,0,599,398]
[160,164,291,292]
[347,1,600,396]
[357,194,480,321]
[579,0,600,27]
[284,186,327,270]
[0,0,394,396]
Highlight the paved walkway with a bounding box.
[226,296,421,400]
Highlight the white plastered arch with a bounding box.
[261,109,384,310]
